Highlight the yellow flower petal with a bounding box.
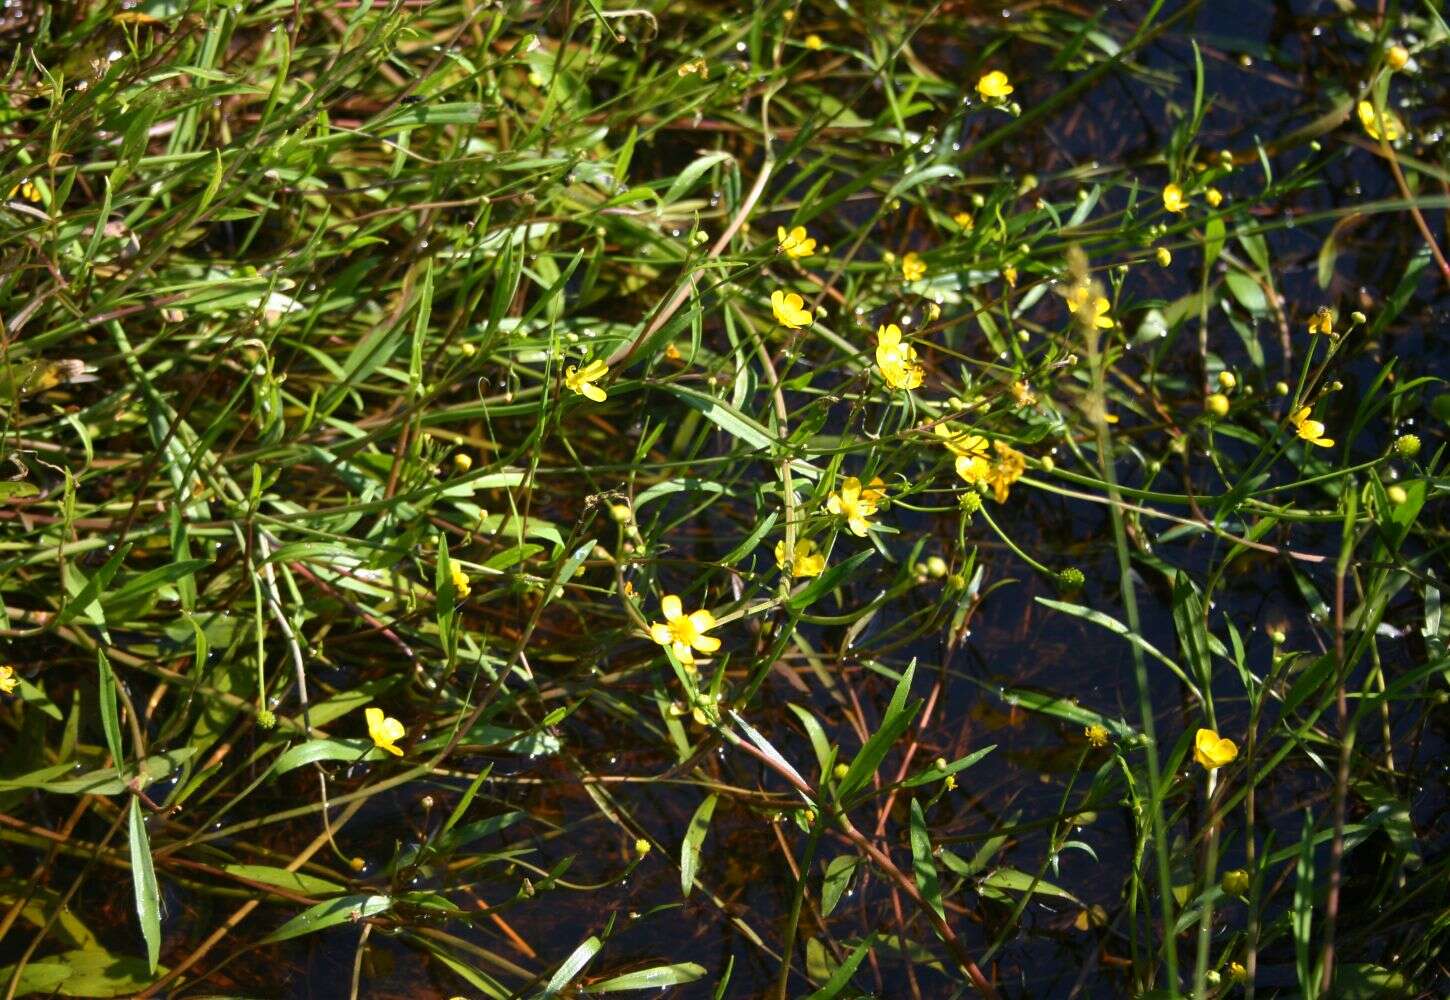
[1193,728,1238,770]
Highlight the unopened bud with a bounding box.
[1221,869,1250,897]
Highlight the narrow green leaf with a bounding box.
[221,865,344,898]
[680,793,718,897]
[273,738,390,774]
[821,855,857,917]
[899,745,995,788]
[804,933,874,1000]
[542,934,601,996]
[836,661,920,803]
[909,799,945,921]
[261,894,391,944]
[97,650,125,768]
[127,799,161,972]
[585,962,707,992]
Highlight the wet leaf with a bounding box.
[584,962,707,991]
[680,793,718,897]
[909,799,945,920]
[127,798,161,971]
[261,894,391,944]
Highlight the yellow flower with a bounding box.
[1162,182,1187,213]
[0,665,17,695]
[826,476,879,536]
[771,289,813,328]
[900,251,926,282]
[452,452,473,473]
[1386,44,1409,71]
[1002,264,1017,287]
[976,70,1013,100]
[1357,100,1404,141]
[1289,407,1334,448]
[1228,962,1248,984]
[1067,287,1113,329]
[776,538,826,578]
[777,225,816,258]
[1155,246,1172,267]
[1011,380,1036,406]
[565,359,609,402]
[984,440,1026,503]
[933,423,991,460]
[450,565,471,600]
[875,324,924,391]
[1193,727,1238,770]
[664,342,682,361]
[8,180,40,202]
[1205,187,1224,207]
[952,211,974,230]
[1307,306,1335,336]
[1205,392,1230,417]
[366,707,406,756]
[1084,724,1110,749]
[649,594,720,665]
[804,33,824,51]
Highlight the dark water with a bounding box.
[3,0,1447,997]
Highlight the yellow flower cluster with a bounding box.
[875,324,923,390]
[1307,306,1335,336]
[777,225,816,258]
[827,476,885,536]
[450,565,471,600]
[366,707,406,756]
[776,538,826,577]
[771,289,813,328]
[1357,100,1404,141]
[1289,406,1334,448]
[565,359,609,402]
[1066,284,1113,329]
[649,594,720,665]
[938,426,1026,503]
[976,70,1013,100]
[1193,728,1237,770]
[900,251,926,282]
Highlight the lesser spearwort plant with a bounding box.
[0,1,1446,997]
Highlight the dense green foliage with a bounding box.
[1,0,1447,997]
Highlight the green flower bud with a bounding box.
[1057,567,1085,590]
[1221,869,1250,897]
[1394,434,1421,458]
